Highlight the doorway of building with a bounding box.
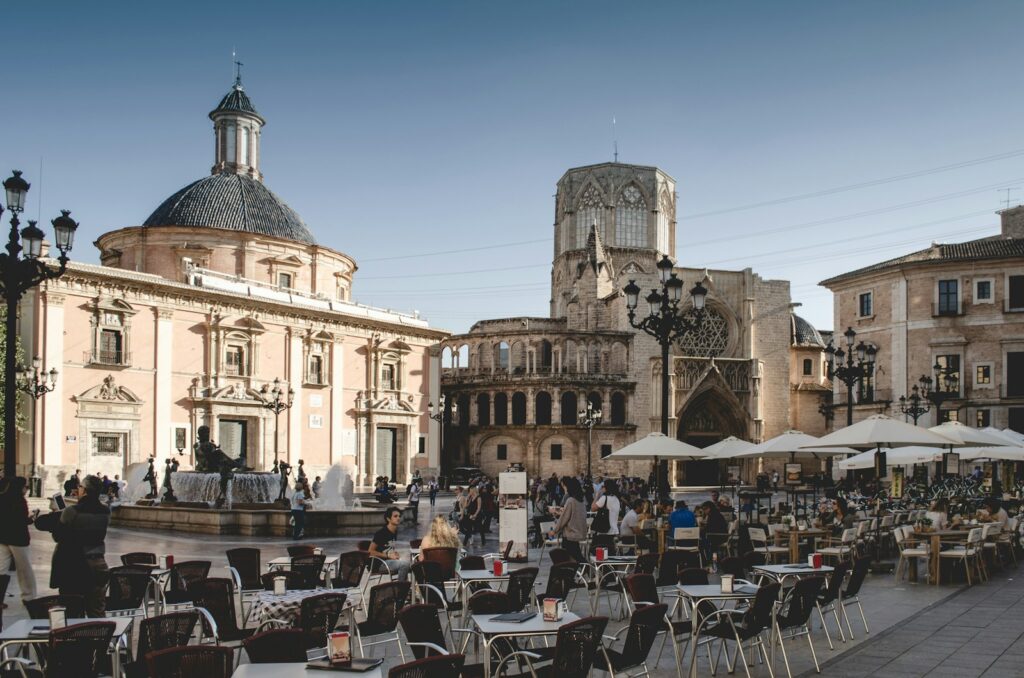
[376,427,397,479]
[218,419,247,462]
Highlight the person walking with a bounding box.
[548,477,587,562]
[428,478,438,506]
[591,478,621,535]
[462,487,482,547]
[290,481,308,539]
[0,477,38,603]
[408,479,421,522]
[35,475,110,617]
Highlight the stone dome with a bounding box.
[791,313,826,348]
[143,172,316,245]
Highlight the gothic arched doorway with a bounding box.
[675,384,749,486]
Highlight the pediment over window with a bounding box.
[389,339,412,353]
[76,375,143,404]
[264,254,304,267]
[232,316,268,334]
[92,297,138,316]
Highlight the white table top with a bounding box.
[0,618,133,641]
[233,663,382,678]
[472,611,581,635]
[459,569,510,581]
[753,564,834,576]
[676,584,760,601]
[268,555,339,567]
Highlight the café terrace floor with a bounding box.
[9,492,1020,677]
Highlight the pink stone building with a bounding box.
[15,77,447,493]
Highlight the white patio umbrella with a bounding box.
[928,421,1009,447]
[698,436,755,460]
[733,430,859,458]
[1001,428,1024,444]
[605,432,707,460]
[978,427,1024,446]
[956,445,1024,462]
[802,414,958,451]
[835,446,943,470]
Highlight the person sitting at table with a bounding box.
[420,515,461,551]
[368,506,410,582]
[669,500,696,530]
[619,499,642,538]
[979,497,1009,528]
[656,497,674,518]
[699,500,729,562]
[925,498,950,531]
[830,497,855,535]
[548,477,587,563]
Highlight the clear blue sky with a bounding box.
[5,1,1024,335]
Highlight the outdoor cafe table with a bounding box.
[267,554,341,581]
[0,618,134,677]
[458,570,510,620]
[912,528,972,584]
[674,583,760,678]
[752,563,834,586]
[246,587,355,629]
[472,611,581,678]
[234,663,383,678]
[777,528,829,563]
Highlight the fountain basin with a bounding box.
[111,501,415,536]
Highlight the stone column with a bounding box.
[552,388,561,425]
[287,329,303,464]
[330,338,345,466]
[526,388,535,425]
[41,292,65,469]
[154,308,174,461]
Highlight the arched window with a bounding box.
[575,185,605,249]
[615,185,646,247]
[535,391,552,425]
[476,393,491,426]
[610,392,626,425]
[511,392,527,425]
[441,346,454,369]
[240,127,250,166]
[560,392,578,425]
[225,123,237,163]
[802,358,813,376]
[456,344,470,368]
[538,340,553,372]
[494,341,510,371]
[494,393,509,425]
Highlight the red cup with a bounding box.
[596,547,606,561]
[811,553,823,568]
[493,560,503,576]
[165,554,174,569]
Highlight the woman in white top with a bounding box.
[591,479,621,535]
[925,498,949,531]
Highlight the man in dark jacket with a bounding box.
[35,475,111,617]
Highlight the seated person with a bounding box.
[979,497,1009,528]
[420,515,461,551]
[669,500,697,530]
[924,498,949,531]
[368,507,409,581]
[619,499,642,538]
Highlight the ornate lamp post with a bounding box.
[921,361,959,422]
[578,399,602,482]
[623,255,708,498]
[16,357,57,496]
[258,377,294,471]
[428,394,458,486]
[824,327,878,427]
[2,170,78,477]
[898,383,931,425]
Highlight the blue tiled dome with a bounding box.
[143,172,316,245]
[791,313,825,348]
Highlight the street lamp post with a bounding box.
[578,399,601,482]
[2,170,78,478]
[824,327,878,427]
[258,377,294,472]
[898,383,932,425]
[920,361,959,422]
[623,255,708,499]
[16,357,57,496]
[428,394,458,487]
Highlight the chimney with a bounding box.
[999,205,1024,239]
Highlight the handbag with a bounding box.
[591,500,611,533]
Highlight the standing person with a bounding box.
[290,481,308,540]
[772,470,780,492]
[480,485,496,538]
[35,475,110,617]
[0,477,38,603]
[311,476,322,499]
[531,489,550,547]
[408,479,421,522]
[591,479,621,535]
[428,478,438,506]
[367,507,410,581]
[63,469,81,497]
[461,487,482,547]
[548,477,587,562]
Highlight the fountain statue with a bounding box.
[142,458,158,499]
[162,458,179,502]
[276,461,292,504]
[297,459,307,484]
[194,425,249,472]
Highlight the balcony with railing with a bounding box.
[84,349,130,366]
[442,364,630,386]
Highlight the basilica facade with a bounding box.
[15,77,446,493]
[440,162,830,483]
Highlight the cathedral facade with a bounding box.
[440,163,828,483]
[15,77,446,493]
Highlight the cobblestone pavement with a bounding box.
[9,494,980,676]
[799,570,1024,678]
